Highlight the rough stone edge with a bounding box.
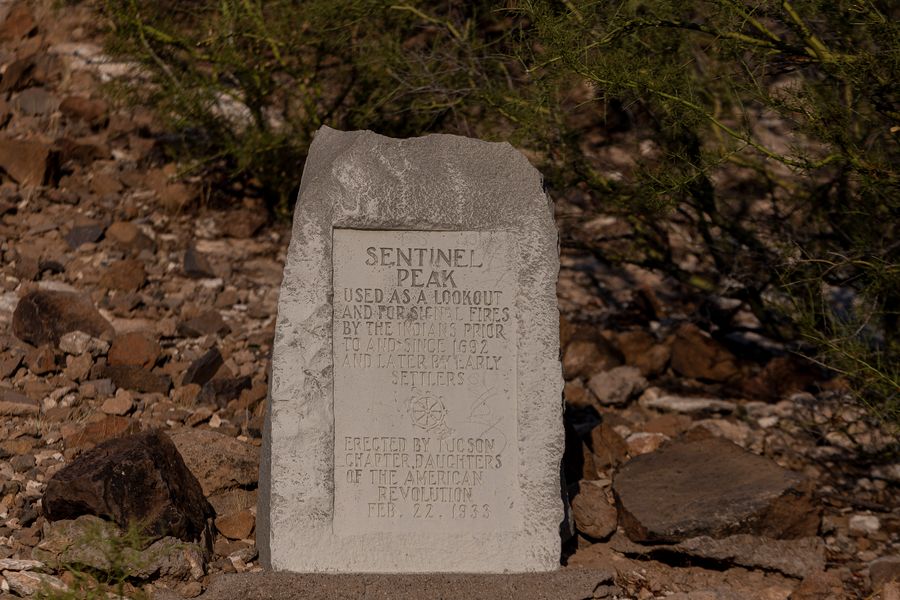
[259,126,563,572]
[195,568,612,600]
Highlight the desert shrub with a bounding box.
[100,0,521,214]
[98,0,898,418]
[515,0,899,419]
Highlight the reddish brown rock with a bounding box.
[0,349,25,378]
[199,375,251,407]
[670,323,740,382]
[0,137,57,186]
[571,480,617,540]
[563,379,593,409]
[184,244,216,279]
[12,290,113,347]
[182,347,223,386]
[105,221,155,253]
[0,2,36,41]
[0,389,39,416]
[221,209,266,238]
[44,430,214,543]
[64,415,140,450]
[103,365,171,394]
[100,392,134,416]
[98,259,146,292]
[792,570,846,600]
[0,57,35,93]
[613,437,820,543]
[216,509,255,540]
[178,310,231,338]
[24,344,56,375]
[59,96,108,127]
[590,422,629,471]
[64,222,104,249]
[742,355,821,401]
[108,332,161,369]
[616,329,670,376]
[562,338,621,380]
[169,429,259,496]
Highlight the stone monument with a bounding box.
[258,127,562,572]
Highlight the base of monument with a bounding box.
[186,569,614,600]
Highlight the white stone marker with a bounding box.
[258,127,562,573]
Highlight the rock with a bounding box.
[563,379,593,409]
[616,329,670,376]
[625,432,668,456]
[183,347,223,387]
[58,331,109,356]
[178,310,231,338]
[64,415,140,450]
[670,323,740,382]
[0,57,36,93]
[589,422,629,471]
[12,290,113,347]
[105,221,155,253]
[199,376,251,407]
[610,533,826,579]
[640,391,736,415]
[24,345,56,375]
[0,137,57,186]
[158,181,196,211]
[870,556,900,588]
[216,510,255,540]
[0,3,36,41]
[0,390,39,417]
[571,480,617,540]
[613,437,819,543]
[98,258,147,292]
[690,418,752,447]
[221,209,266,238]
[59,96,108,127]
[63,352,93,382]
[0,348,25,379]
[100,390,133,416]
[848,514,880,536]
[169,429,259,496]
[64,223,104,249]
[792,570,846,600]
[34,515,207,581]
[2,570,67,596]
[208,489,258,517]
[173,384,203,407]
[643,413,694,438]
[885,582,900,600]
[562,338,621,379]
[14,87,60,116]
[43,431,213,543]
[0,559,43,571]
[184,245,216,279]
[103,365,172,394]
[91,172,122,196]
[108,332,161,369]
[10,453,35,473]
[586,366,647,406]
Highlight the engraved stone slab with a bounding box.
[259,127,562,573]
[333,230,519,535]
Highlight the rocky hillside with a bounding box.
[0,1,897,599]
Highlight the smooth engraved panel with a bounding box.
[333,229,519,535]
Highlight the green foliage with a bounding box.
[97,0,898,419]
[35,520,151,600]
[100,0,520,215]
[517,0,899,419]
